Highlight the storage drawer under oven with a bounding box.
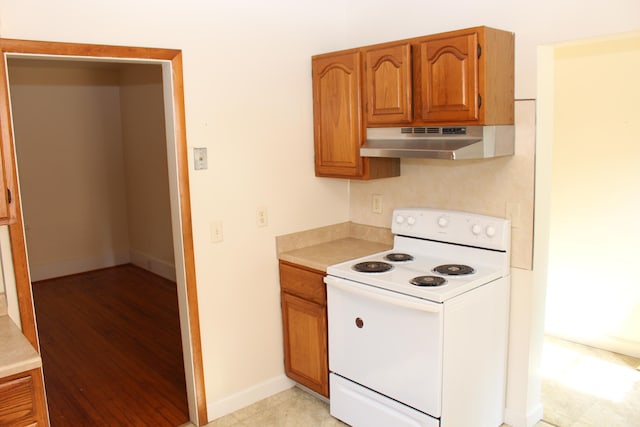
[326,276,444,417]
[330,373,439,427]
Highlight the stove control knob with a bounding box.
[396,215,405,224]
[407,216,416,225]
[437,216,448,227]
[472,224,482,235]
[486,225,497,237]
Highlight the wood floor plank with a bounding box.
[32,264,190,426]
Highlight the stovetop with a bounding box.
[326,207,512,303]
[327,250,503,303]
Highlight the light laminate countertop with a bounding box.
[0,314,42,378]
[276,222,393,272]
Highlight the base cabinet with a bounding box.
[279,261,329,397]
[0,368,48,427]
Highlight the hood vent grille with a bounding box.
[401,127,447,135]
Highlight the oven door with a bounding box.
[326,275,444,417]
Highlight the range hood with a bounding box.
[361,125,515,160]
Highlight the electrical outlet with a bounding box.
[194,147,208,170]
[372,194,383,214]
[210,220,223,242]
[256,207,268,227]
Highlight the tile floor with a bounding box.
[188,336,640,427]
[540,336,640,426]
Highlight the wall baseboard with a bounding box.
[129,250,176,282]
[207,375,295,422]
[29,251,131,282]
[546,331,640,359]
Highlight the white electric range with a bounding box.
[325,208,511,427]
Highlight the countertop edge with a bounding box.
[0,315,42,379]
[0,292,6,316]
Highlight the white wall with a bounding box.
[545,33,640,358]
[7,60,176,282]
[1,1,640,425]
[8,59,132,281]
[342,0,640,99]
[0,0,351,420]
[120,63,176,280]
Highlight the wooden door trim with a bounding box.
[0,38,208,425]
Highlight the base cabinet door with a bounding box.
[281,292,329,397]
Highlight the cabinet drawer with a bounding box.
[0,368,47,427]
[0,373,37,425]
[279,261,326,305]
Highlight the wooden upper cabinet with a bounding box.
[360,26,514,127]
[310,26,512,178]
[312,50,399,180]
[364,42,412,124]
[312,50,363,178]
[420,32,479,122]
[416,26,514,125]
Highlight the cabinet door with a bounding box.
[420,32,479,122]
[312,51,364,178]
[281,291,329,397]
[364,42,412,124]
[0,104,15,224]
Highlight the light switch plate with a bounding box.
[194,147,208,170]
[372,194,383,214]
[210,220,223,242]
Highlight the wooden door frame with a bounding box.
[0,39,208,425]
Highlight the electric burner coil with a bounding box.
[352,261,394,273]
[432,264,475,276]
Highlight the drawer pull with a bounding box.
[355,317,364,328]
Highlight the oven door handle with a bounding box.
[325,276,443,313]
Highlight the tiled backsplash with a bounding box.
[350,100,535,270]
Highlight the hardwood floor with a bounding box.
[32,264,190,426]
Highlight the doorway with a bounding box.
[0,39,208,425]
[7,56,189,425]
[535,31,640,426]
